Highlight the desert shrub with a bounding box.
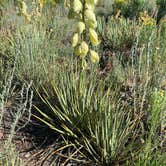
[126,87,166,166]
[112,0,156,19]
[9,4,74,86]
[97,15,166,73]
[0,1,75,86]
[0,63,32,166]
[96,0,156,20]
[98,17,140,51]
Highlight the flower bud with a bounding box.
[85,9,97,28]
[72,0,82,13]
[90,50,99,63]
[89,28,100,46]
[74,41,89,58]
[72,33,79,47]
[77,22,85,34]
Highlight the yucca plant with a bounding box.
[34,64,146,165]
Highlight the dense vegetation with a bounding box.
[0,0,165,165]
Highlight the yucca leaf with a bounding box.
[33,114,65,134]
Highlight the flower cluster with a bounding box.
[139,11,156,26]
[16,0,44,22]
[66,0,100,68]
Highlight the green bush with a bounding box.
[108,0,156,19]
[10,4,74,86]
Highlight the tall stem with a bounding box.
[81,0,86,41]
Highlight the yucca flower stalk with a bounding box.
[66,0,100,68]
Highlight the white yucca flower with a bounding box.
[89,28,100,46]
[77,21,85,34]
[72,33,79,47]
[85,9,97,28]
[72,0,83,13]
[74,41,89,58]
[90,50,99,63]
